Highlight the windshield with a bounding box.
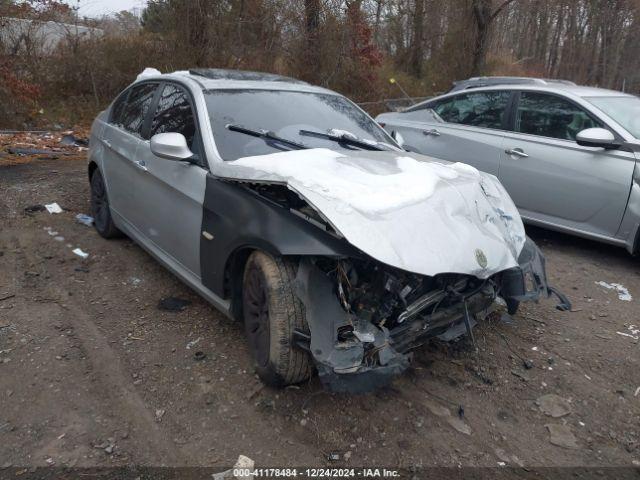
[205,89,395,160]
[585,96,640,139]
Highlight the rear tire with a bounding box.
[90,169,122,239]
[242,251,312,387]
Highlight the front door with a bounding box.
[499,91,636,238]
[389,90,512,176]
[132,82,207,278]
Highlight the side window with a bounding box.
[433,91,510,129]
[150,84,198,153]
[110,90,129,125]
[515,92,603,141]
[403,104,441,122]
[118,83,159,137]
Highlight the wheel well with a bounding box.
[88,161,98,181]
[224,248,255,321]
[633,225,640,256]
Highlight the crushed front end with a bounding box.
[294,238,569,393]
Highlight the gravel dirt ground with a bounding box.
[1,155,639,471]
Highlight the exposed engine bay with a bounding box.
[293,243,570,393]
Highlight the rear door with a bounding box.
[101,82,160,225]
[382,90,512,176]
[132,82,208,278]
[499,91,636,238]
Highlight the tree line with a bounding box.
[1,0,639,128]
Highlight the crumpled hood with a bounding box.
[215,148,526,278]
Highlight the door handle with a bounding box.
[133,160,148,172]
[423,128,441,137]
[505,148,529,158]
[101,138,112,149]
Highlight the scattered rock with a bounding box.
[158,297,191,312]
[212,455,255,480]
[24,205,45,214]
[537,394,572,417]
[155,408,166,422]
[511,369,529,382]
[423,398,472,435]
[546,424,579,449]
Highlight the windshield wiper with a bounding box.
[299,129,388,151]
[226,124,308,151]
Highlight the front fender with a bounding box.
[200,176,359,297]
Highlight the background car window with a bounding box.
[151,84,197,151]
[402,108,443,123]
[515,92,603,141]
[117,83,158,137]
[432,91,510,129]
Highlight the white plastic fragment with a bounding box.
[72,248,89,259]
[616,325,639,341]
[186,337,201,350]
[75,213,94,226]
[595,281,632,301]
[45,203,63,214]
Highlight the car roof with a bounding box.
[407,83,633,112]
[133,68,338,96]
[448,76,632,98]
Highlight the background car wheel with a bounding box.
[242,251,312,387]
[90,169,122,239]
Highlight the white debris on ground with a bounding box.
[616,325,639,341]
[186,337,201,350]
[595,281,632,301]
[44,203,63,214]
[75,213,94,226]
[212,455,255,480]
[72,248,89,259]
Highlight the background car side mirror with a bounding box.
[390,130,405,147]
[576,128,618,149]
[150,133,194,161]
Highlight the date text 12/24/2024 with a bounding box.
[232,468,401,478]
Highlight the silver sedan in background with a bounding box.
[377,77,640,254]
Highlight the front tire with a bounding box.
[242,251,312,387]
[90,169,122,239]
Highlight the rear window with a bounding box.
[115,83,159,137]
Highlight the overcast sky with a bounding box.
[62,0,148,17]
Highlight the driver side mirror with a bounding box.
[576,128,619,149]
[150,133,194,161]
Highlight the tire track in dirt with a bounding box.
[7,226,194,465]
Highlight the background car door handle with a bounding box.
[505,148,529,158]
[101,138,112,149]
[134,160,148,172]
[423,129,441,137]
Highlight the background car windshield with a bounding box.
[586,96,640,139]
[205,89,392,160]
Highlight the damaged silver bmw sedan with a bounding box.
[88,68,569,392]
